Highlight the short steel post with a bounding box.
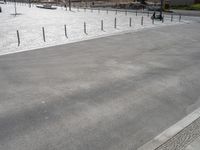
[84,22,87,34]
[171,14,173,22]
[101,20,103,31]
[162,15,164,23]
[141,16,144,26]
[129,17,132,27]
[114,18,117,28]
[17,30,20,46]
[64,25,68,38]
[42,27,46,42]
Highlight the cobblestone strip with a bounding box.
[155,117,200,150]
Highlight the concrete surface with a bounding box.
[138,107,200,150]
[172,9,200,17]
[185,137,200,150]
[0,19,200,150]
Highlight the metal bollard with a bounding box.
[141,16,144,26]
[136,10,137,16]
[125,10,127,16]
[16,30,20,46]
[171,14,173,22]
[101,20,104,31]
[114,18,117,28]
[162,15,164,23]
[64,25,68,38]
[129,17,132,27]
[84,22,87,34]
[179,15,181,22]
[42,27,46,42]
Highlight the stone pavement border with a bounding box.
[137,107,200,150]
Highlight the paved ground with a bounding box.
[172,10,200,17]
[185,137,200,150]
[0,19,200,150]
[138,107,200,150]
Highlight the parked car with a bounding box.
[0,1,4,4]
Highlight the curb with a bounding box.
[137,107,200,150]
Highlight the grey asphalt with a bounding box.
[0,20,200,150]
[172,9,200,17]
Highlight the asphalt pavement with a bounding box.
[0,20,200,150]
[172,9,200,17]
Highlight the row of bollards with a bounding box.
[13,7,181,46]
[15,18,134,46]
[7,2,182,23]
[76,6,181,22]
[15,14,182,46]
[16,27,46,46]
[81,7,148,17]
[7,1,182,22]
[79,7,182,23]
[170,14,182,22]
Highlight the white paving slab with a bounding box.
[0,3,184,56]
